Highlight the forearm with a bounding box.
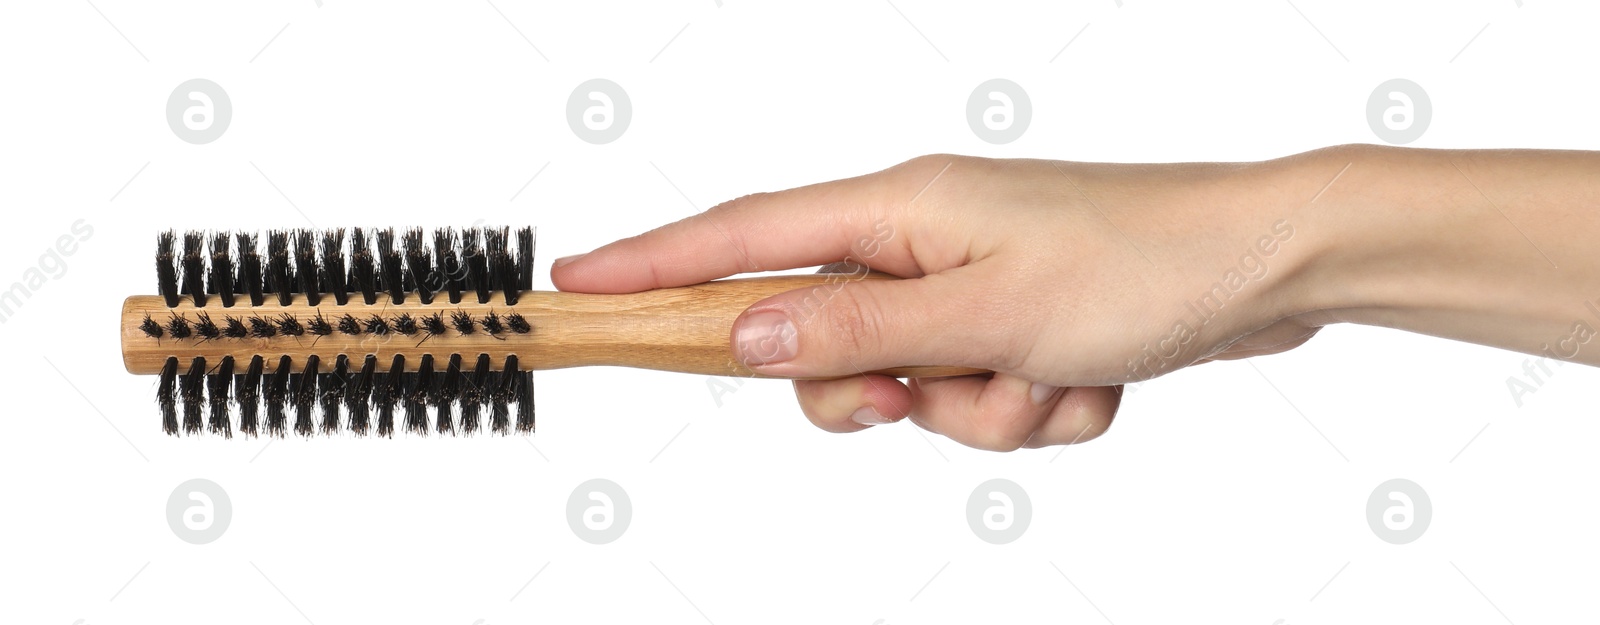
[1285,144,1600,365]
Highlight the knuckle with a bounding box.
[1078,410,1117,445]
[965,408,1035,452]
[791,383,838,430]
[798,404,841,432]
[903,153,963,170]
[967,420,1032,452]
[1059,400,1117,446]
[823,284,889,359]
[1071,426,1109,445]
[889,154,968,199]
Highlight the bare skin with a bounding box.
[551,144,1600,451]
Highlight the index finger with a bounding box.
[550,160,937,294]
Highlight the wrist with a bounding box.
[1260,144,1448,327]
[1210,145,1373,329]
[1270,145,1563,341]
[1261,144,1390,321]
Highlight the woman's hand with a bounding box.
[551,151,1335,450]
[551,145,1600,450]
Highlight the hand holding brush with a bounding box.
[122,145,1600,449]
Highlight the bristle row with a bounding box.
[154,227,536,308]
[154,354,533,437]
[136,311,534,341]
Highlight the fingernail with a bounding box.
[552,254,586,268]
[1029,382,1059,405]
[850,406,895,426]
[734,310,798,367]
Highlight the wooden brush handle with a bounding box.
[121,273,986,379]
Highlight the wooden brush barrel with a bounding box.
[120,273,985,379]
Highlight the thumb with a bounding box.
[730,267,1002,377]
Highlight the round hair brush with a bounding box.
[121,226,978,438]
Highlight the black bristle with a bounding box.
[321,228,349,306]
[377,228,405,305]
[237,356,264,436]
[403,228,435,305]
[450,310,475,335]
[319,355,348,434]
[464,228,490,304]
[437,354,461,435]
[266,230,295,306]
[288,372,304,430]
[181,357,206,435]
[507,312,532,334]
[166,314,192,340]
[481,311,506,338]
[488,373,511,436]
[292,355,319,437]
[406,354,434,435]
[516,226,535,292]
[275,313,305,337]
[516,370,535,434]
[347,355,377,436]
[420,312,448,340]
[236,232,265,306]
[142,226,553,436]
[461,353,491,435]
[307,311,333,336]
[375,355,405,437]
[500,355,530,433]
[434,228,464,304]
[249,316,277,339]
[208,356,234,437]
[487,227,517,305]
[265,356,292,437]
[294,229,321,306]
[193,311,220,341]
[157,230,180,307]
[351,227,378,305]
[158,357,179,435]
[209,232,236,308]
[393,313,418,336]
[364,314,391,336]
[182,232,206,307]
[488,355,518,435]
[140,314,164,339]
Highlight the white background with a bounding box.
[3,1,1598,623]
